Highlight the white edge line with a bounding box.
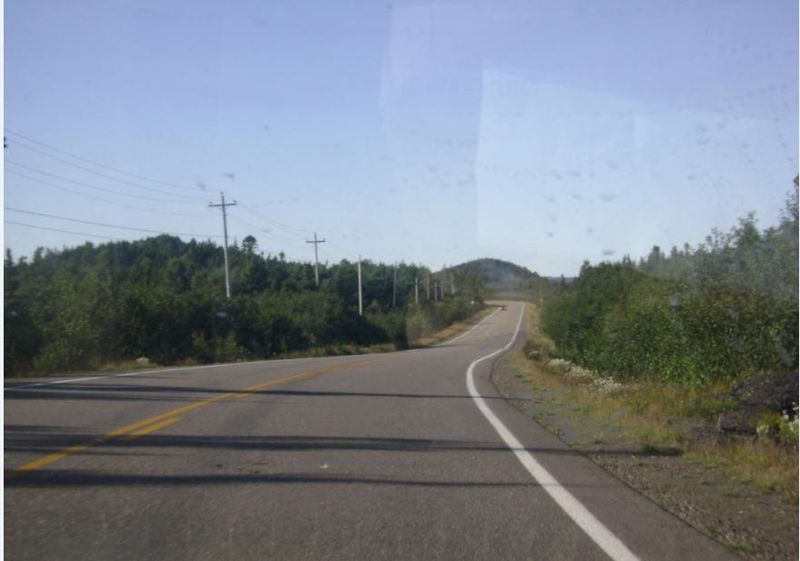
[435,306,501,347]
[466,304,641,561]
[4,355,329,391]
[6,304,499,391]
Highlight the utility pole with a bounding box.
[392,263,398,308]
[414,277,419,305]
[209,191,237,299]
[451,273,455,296]
[426,274,431,301]
[357,255,363,316]
[306,232,326,288]
[433,280,439,303]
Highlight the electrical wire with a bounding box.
[6,169,216,217]
[326,239,358,258]
[239,202,313,237]
[228,215,308,249]
[5,207,223,239]
[3,132,348,254]
[5,160,202,204]
[4,129,202,192]
[7,141,208,201]
[5,220,124,241]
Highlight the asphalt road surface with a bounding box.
[5,302,737,561]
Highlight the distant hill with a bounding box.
[446,258,540,291]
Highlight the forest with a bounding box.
[542,189,799,384]
[4,236,484,376]
[7,188,798,384]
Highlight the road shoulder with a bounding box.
[491,349,798,561]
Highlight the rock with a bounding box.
[717,371,798,435]
[717,410,758,435]
[730,370,798,415]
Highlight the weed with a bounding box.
[729,542,760,556]
[686,439,798,501]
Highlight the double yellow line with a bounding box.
[7,357,378,479]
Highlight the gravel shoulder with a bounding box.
[491,350,799,561]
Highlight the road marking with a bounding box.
[122,416,181,441]
[7,307,499,390]
[4,355,327,390]
[466,303,641,561]
[436,307,501,347]
[6,357,378,479]
[9,442,95,475]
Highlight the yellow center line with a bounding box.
[122,416,181,441]
[6,357,380,479]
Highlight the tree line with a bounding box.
[541,188,798,384]
[4,235,484,375]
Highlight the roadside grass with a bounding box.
[292,305,495,354]
[95,358,164,372]
[686,439,798,501]
[411,305,495,347]
[514,302,799,502]
[283,342,398,359]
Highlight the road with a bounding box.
[5,302,737,561]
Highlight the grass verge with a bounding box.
[515,302,799,502]
[411,305,495,347]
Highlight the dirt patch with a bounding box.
[492,351,799,561]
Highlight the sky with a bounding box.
[3,0,798,276]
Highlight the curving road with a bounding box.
[4,302,736,560]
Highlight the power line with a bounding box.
[5,207,223,239]
[228,215,307,249]
[4,129,202,192]
[3,132,350,256]
[5,220,124,241]
[7,140,207,201]
[326,239,357,257]
[239,202,313,237]
[5,160,200,204]
[6,168,215,217]
[228,209,310,246]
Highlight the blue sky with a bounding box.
[4,0,798,276]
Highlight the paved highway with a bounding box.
[5,302,736,560]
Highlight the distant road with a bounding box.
[5,302,736,560]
